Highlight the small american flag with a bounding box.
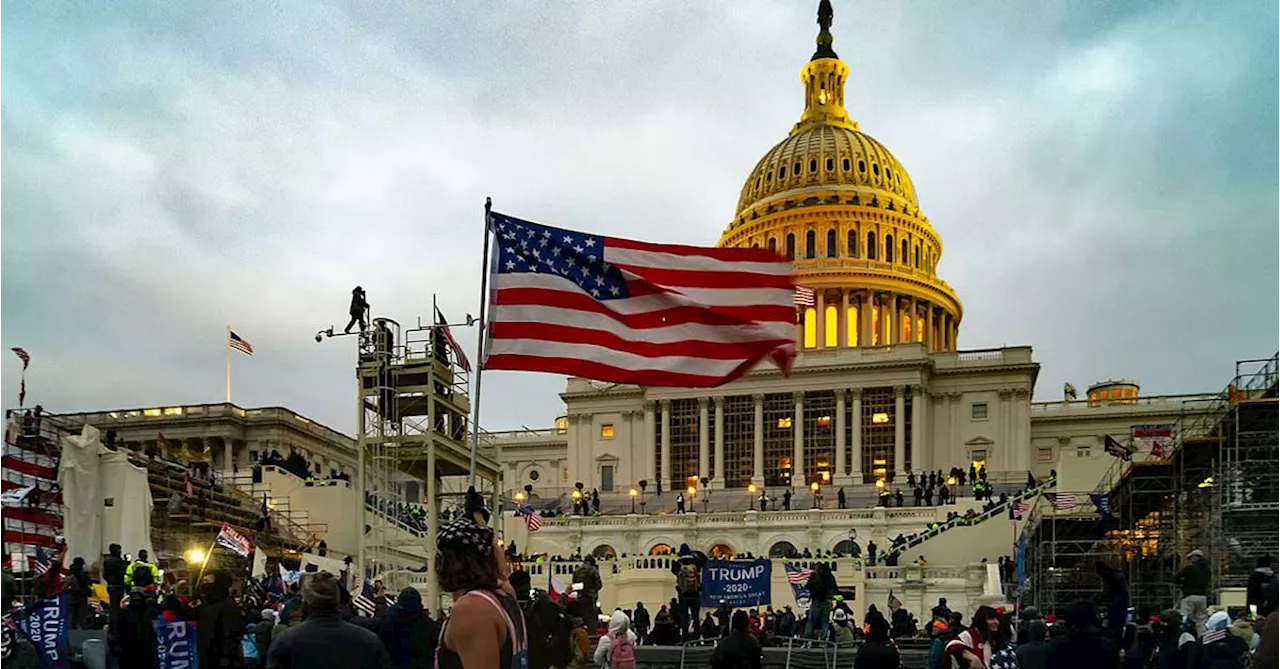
[435,307,472,372]
[1014,502,1030,519]
[485,212,796,387]
[10,348,30,369]
[786,567,812,584]
[520,504,543,532]
[793,286,816,306]
[30,548,55,576]
[1053,493,1078,511]
[353,582,377,617]
[229,330,254,356]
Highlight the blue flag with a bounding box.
[1090,493,1112,520]
[155,619,199,669]
[12,592,69,669]
[1015,533,1027,586]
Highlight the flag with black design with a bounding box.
[1090,493,1112,520]
[1103,435,1132,461]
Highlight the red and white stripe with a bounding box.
[786,567,812,584]
[793,286,816,306]
[229,331,254,355]
[486,235,797,387]
[1053,493,1078,510]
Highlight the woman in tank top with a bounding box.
[435,517,529,669]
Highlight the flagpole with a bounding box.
[225,325,232,403]
[468,197,494,486]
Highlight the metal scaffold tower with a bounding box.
[1024,352,1279,616]
[353,308,503,609]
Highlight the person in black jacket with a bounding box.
[854,613,899,669]
[1174,549,1211,633]
[803,563,836,640]
[715,600,732,637]
[632,602,651,645]
[711,611,761,669]
[103,544,127,632]
[114,590,159,669]
[1094,560,1129,640]
[1247,555,1277,617]
[196,570,244,669]
[672,544,708,640]
[65,556,92,629]
[1045,601,1119,669]
[268,571,390,669]
[377,587,435,669]
[701,614,720,640]
[1016,620,1051,669]
[510,570,569,669]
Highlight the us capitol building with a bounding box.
[484,3,1216,603]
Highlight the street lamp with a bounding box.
[748,483,757,511]
[571,489,582,515]
[185,548,206,566]
[810,481,820,509]
[629,488,638,514]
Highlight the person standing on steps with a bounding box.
[837,488,846,510]
[782,489,792,511]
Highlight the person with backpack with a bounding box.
[631,602,650,645]
[593,610,637,669]
[671,544,708,640]
[511,569,573,669]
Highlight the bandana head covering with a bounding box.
[437,518,494,557]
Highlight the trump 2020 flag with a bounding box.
[215,523,252,558]
[13,592,69,669]
[484,212,796,387]
[155,619,199,669]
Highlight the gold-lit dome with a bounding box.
[717,0,963,354]
[735,124,919,217]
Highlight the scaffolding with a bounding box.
[354,307,502,610]
[1024,353,1279,615]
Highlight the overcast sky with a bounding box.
[4,1,1277,435]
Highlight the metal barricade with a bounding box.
[679,638,718,669]
[782,636,838,669]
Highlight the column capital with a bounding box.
[893,385,906,397]
[998,388,1015,400]
[1012,388,1032,400]
[792,391,806,403]
[946,391,963,400]
[713,396,725,409]
[849,387,863,400]
[698,397,709,409]
[752,393,766,404]
[644,400,657,412]
[567,413,583,425]
[660,399,671,409]
[1058,436,1071,447]
[833,388,847,401]
[912,385,926,397]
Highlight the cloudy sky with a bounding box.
[4,1,1276,435]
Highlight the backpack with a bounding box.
[609,632,636,669]
[677,563,701,594]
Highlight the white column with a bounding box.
[660,400,671,490]
[698,398,710,483]
[816,292,827,348]
[999,389,1012,469]
[890,296,900,345]
[643,401,656,483]
[425,441,439,610]
[838,291,850,347]
[893,385,906,479]
[850,388,863,482]
[949,392,962,466]
[752,394,765,487]
[713,397,725,489]
[792,392,805,487]
[222,439,233,472]
[860,293,874,347]
[911,386,925,475]
[834,389,847,483]
[925,304,935,351]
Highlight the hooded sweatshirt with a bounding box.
[1200,611,1249,669]
[593,610,637,667]
[378,587,435,669]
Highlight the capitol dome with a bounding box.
[718,0,962,353]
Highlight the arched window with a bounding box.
[805,230,816,259]
[914,244,920,268]
[847,230,858,257]
[767,237,777,252]
[649,544,674,556]
[846,305,859,346]
[709,544,736,559]
[803,307,817,348]
[786,234,796,260]
[885,234,894,263]
[833,539,858,556]
[858,160,866,173]
[591,544,617,559]
[826,230,837,258]
[825,158,834,171]
[768,541,798,558]
[902,239,909,264]
[866,232,877,260]
[809,159,817,174]
[752,242,759,248]
[842,158,851,171]
[825,304,838,347]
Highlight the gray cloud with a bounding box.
[4,0,1276,434]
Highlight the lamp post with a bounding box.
[638,480,648,514]
[810,481,821,509]
[748,483,757,511]
[514,490,526,517]
[571,489,582,515]
[629,488,638,514]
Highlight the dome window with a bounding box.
[826,158,834,172]
[786,234,796,260]
[793,161,801,176]
[873,164,881,176]
[826,229,837,258]
[866,232,877,260]
[858,160,866,173]
[809,159,817,174]
[779,166,786,178]
[843,158,851,172]
[805,230,816,259]
[756,177,762,190]
[901,239,909,264]
[885,234,894,263]
[847,230,858,257]
[768,238,777,252]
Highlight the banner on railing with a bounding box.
[700,559,771,608]
[155,619,199,669]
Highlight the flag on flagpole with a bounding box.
[1089,493,1112,520]
[252,546,268,579]
[11,348,29,407]
[228,331,254,356]
[1014,502,1030,519]
[1103,435,1132,461]
[30,547,55,576]
[353,581,377,617]
[793,286,816,306]
[435,307,472,372]
[887,589,903,612]
[484,212,797,387]
[215,523,252,558]
[11,348,30,369]
[519,504,543,532]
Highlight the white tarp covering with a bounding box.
[99,451,154,563]
[300,553,348,577]
[58,425,106,568]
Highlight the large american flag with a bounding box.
[353,582,377,617]
[785,566,812,584]
[520,504,543,532]
[1052,493,1078,511]
[484,213,797,387]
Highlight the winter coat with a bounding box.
[197,575,244,669]
[266,611,390,669]
[1174,556,1211,597]
[593,610,637,666]
[377,588,435,669]
[710,630,762,669]
[853,640,900,669]
[1045,629,1119,669]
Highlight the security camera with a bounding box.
[315,332,324,343]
